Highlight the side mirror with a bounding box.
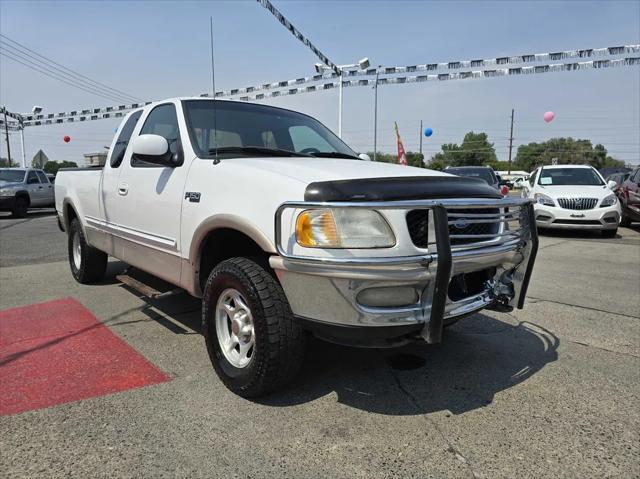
[132,134,179,167]
[358,153,371,161]
[607,180,617,190]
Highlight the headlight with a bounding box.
[296,208,395,248]
[0,189,12,197]
[600,194,617,207]
[534,193,555,207]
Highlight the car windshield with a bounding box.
[538,168,604,186]
[0,169,26,182]
[182,100,359,160]
[446,168,496,185]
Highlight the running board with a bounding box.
[116,274,182,299]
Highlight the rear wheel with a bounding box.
[601,228,618,238]
[68,218,107,283]
[202,257,305,398]
[11,196,28,218]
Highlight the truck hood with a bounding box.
[0,181,22,189]
[540,184,613,199]
[224,157,450,185]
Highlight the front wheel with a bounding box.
[68,218,108,283]
[11,197,28,218]
[202,257,305,398]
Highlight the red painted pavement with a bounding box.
[0,298,170,416]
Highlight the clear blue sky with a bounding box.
[1,0,639,166]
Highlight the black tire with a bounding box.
[68,218,108,284]
[620,215,632,227]
[202,257,305,398]
[601,228,618,238]
[11,196,28,218]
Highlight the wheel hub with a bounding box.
[214,288,255,368]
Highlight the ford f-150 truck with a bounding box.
[55,98,538,397]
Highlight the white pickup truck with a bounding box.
[55,98,538,397]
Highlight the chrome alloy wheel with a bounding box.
[72,231,82,270]
[215,288,255,368]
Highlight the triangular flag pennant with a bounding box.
[394,122,408,166]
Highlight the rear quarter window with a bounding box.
[110,110,143,168]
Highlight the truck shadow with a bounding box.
[261,314,559,416]
[113,268,559,416]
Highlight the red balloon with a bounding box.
[63,135,71,143]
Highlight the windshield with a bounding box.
[446,168,496,185]
[182,100,358,160]
[0,169,26,182]
[538,168,604,186]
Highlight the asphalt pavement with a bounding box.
[1,210,639,478]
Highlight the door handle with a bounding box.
[38,186,43,189]
[117,183,129,196]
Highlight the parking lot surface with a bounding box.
[1,209,639,478]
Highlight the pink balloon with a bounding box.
[543,111,555,123]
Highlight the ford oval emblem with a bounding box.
[454,218,470,229]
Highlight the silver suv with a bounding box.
[0,168,55,217]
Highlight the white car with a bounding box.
[521,165,621,237]
[55,98,538,397]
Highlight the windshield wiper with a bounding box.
[209,146,311,158]
[309,151,361,160]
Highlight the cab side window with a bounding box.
[36,171,49,184]
[26,171,40,184]
[132,104,181,167]
[111,110,143,168]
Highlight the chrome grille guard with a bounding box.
[274,197,538,344]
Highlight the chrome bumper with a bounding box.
[271,198,538,344]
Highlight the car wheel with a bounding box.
[68,218,108,283]
[11,197,28,218]
[620,215,631,227]
[601,228,618,238]
[202,257,305,398]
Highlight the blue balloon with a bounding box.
[424,128,433,137]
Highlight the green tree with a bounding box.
[43,160,78,175]
[427,131,497,169]
[514,138,625,171]
[367,151,425,167]
[0,157,19,167]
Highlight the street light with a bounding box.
[315,57,370,138]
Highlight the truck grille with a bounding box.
[447,208,501,245]
[557,198,597,210]
[406,207,508,248]
[406,210,429,248]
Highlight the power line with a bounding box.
[0,50,136,104]
[0,34,141,103]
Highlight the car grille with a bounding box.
[406,207,506,248]
[557,197,597,210]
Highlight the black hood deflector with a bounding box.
[304,176,502,202]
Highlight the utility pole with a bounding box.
[373,67,380,162]
[507,108,514,175]
[419,119,423,165]
[19,123,26,167]
[2,108,11,165]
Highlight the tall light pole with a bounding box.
[373,66,381,162]
[315,57,369,138]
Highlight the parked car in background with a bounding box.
[0,168,55,217]
[46,173,56,184]
[522,165,621,237]
[618,167,640,226]
[605,172,629,193]
[513,177,527,189]
[445,166,509,196]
